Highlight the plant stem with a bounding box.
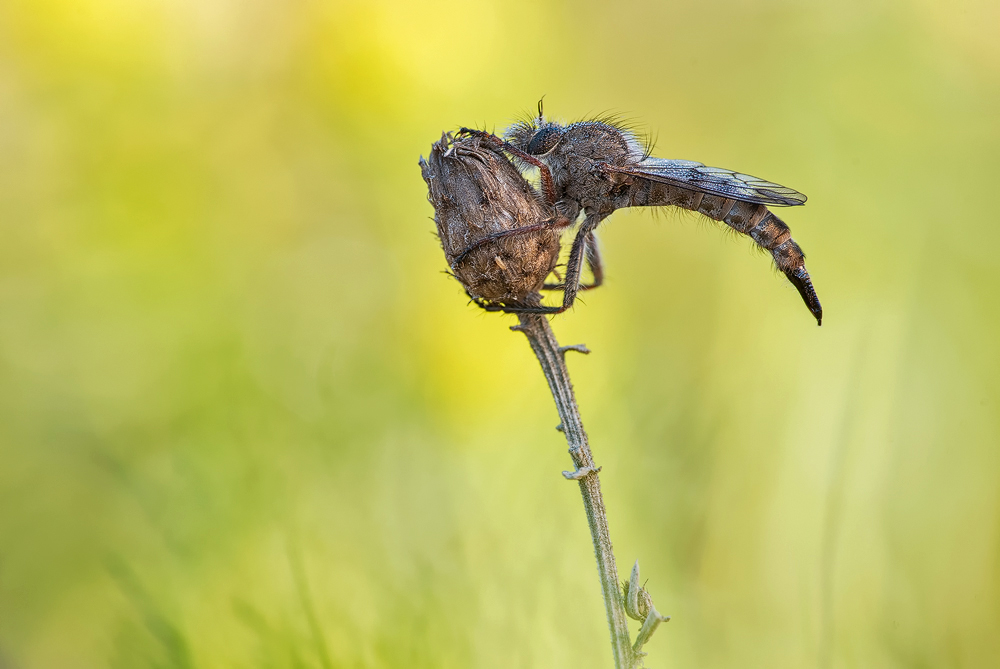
[515,312,634,669]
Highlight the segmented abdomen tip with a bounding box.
[786,267,822,327]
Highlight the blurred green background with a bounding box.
[1,0,998,667]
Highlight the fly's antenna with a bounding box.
[537,96,546,123]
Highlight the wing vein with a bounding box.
[603,158,807,207]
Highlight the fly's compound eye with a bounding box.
[526,127,561,155]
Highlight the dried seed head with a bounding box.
[419,133,561,308]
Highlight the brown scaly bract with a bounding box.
[420,133,562,310]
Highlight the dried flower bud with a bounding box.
[419,133,561,309]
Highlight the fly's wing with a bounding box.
[604,157,807,207]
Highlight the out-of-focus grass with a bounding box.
[1,1,998,667]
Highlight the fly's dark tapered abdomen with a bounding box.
[622,180,823,325]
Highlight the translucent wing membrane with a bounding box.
[605,157,807,207]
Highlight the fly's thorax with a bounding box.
[539,122,640,215]
[547,152,621,216]
[562,122,641,162]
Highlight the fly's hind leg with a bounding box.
[543,230,604,291]
[585,230,605,289]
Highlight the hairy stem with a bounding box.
[515,312,634,669]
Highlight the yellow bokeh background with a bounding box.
[1,1,998,667]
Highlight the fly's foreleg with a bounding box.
[457,127,558,206]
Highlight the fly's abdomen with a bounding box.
[622,180,700,209]
[622,181,822,324]
[729,204,823,325]
[625,183,742,220]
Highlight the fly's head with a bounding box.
[504,102,566,158]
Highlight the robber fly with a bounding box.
[457,102,822,325]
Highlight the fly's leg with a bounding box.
[450,217,573,270]
[457,127,557,206]
[553,212,603,310]
[487,302,567,314]
[465,290,567,315]
[463,214,604,314]
[585,231,605,288]
[544,230,604,291]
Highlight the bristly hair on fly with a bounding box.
[503,100,656,163]
[584,110,656,160]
